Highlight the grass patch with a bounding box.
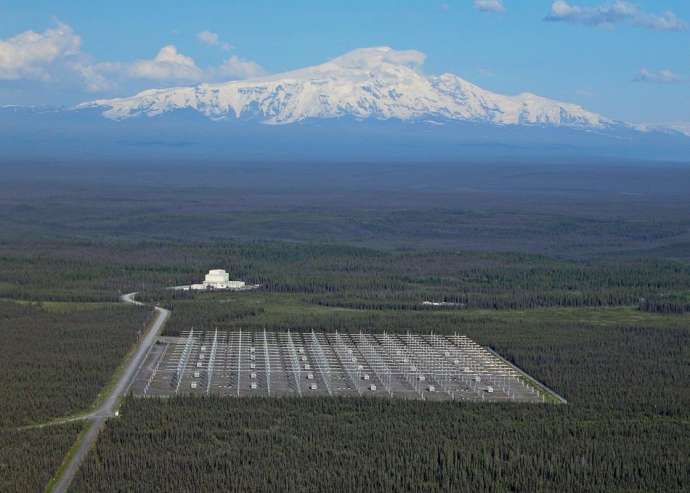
[162,291,689,336]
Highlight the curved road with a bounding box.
[51,293,170,493]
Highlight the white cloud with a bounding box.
[382,49,426,68]
[198,30,219,46]
[197,30,232,50]
[545,1,687,31]
[212,55,267,80]
[0,22,268,95]
[96,46,266,86]
[94,45,265,85]
[474,0,505,13]
[128,45,204,82]
[478,67,495,77]
[0,22,81,80]
[634,10,687,31]
[0,22,119,93]
[633,68,684,84]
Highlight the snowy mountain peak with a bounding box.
[78,47,612,128]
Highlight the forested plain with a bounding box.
[1,162,689,492]
[0,301,149,492]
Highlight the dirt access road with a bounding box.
[50,293,170,493]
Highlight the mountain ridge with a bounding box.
[77,47,612,129]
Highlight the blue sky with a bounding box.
[1,0,689,125]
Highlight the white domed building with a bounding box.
[190,269,246,290]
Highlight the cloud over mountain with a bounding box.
[129,45,204,82]
[99,45,267,85]
[212,55,267,80]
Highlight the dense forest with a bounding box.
[0,300,149,492]
[0,301,150,427]
[1,424,82,493]
[72,397,690,493]
[2,161,690,258]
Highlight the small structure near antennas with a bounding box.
[421,301,462,307]
[189,269,246,291]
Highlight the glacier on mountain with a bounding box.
[79,47,610,129]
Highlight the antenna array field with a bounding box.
[132,330,549,403]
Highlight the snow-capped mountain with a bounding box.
[78,47,610,129]
[5,47,686,161]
